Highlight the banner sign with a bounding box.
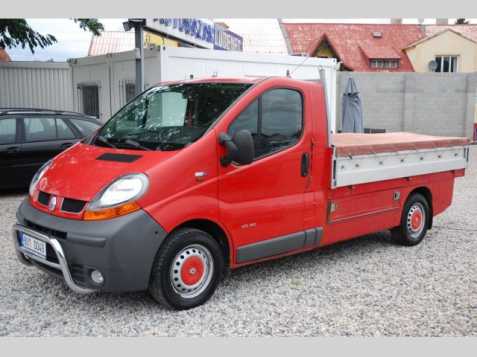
[214,27,243,52]
[146,18,215,49]
[146,18,243,51]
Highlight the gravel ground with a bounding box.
[1,149,476,337]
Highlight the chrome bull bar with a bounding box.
[12,224,96,294]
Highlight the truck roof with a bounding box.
[152,76,321,86]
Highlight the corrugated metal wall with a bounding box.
[0,62,73,110]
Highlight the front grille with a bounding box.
[24,219,67,240]
[37,192,86,214]
[61,198,86,213]
[38,191,50,206]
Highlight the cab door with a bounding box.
[218,87,312,264]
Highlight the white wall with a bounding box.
[159,46,338,129]
[70,50,162,121]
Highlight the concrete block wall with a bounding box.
[337,72,477,138]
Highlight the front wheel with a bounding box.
[148,228,224,310]
[391,193,430,246]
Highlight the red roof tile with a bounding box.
[0,48,11,63]
[283,23,425,71]
[360,44,401,59]
[425,25,477,42]
[88,32,135,56]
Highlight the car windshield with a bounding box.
[94,82,251,151]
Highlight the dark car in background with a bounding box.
[0,108,101,190]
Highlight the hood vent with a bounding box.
[96,153,142,163]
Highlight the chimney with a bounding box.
[436,18,448,25]
[390,18,402,24]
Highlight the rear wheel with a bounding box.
[392,193,430,246]
[148,228,224,310]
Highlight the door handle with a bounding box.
[6,146,20,154]
[301,152,310,177]
[60,142,73,148]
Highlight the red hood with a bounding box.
[38,143,178,201]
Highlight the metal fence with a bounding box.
[0,61,73,111]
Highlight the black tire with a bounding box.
[148,228,224,310]
[391,193,430,246]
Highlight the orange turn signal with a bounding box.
[83,201,141,221]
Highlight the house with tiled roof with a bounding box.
[282,23,423,71]
[282,22,477,73]
[404,27,477,73]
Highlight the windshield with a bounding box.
[94,82,251,151]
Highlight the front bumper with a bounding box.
[13,199,168,293]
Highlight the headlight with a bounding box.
[84,173,149,220]
[29,160,52,197]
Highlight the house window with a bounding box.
[434,56,458,73]
[125,83,136,103]
[370,59,400,69]
[81,85,100,118]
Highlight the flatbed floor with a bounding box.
[331,132,470,188]
[332,132,470,157]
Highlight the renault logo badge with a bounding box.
[48,196,57,212]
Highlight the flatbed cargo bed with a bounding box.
[331,132,470,188]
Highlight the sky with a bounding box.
[6,18,477,61]
[7,18,127,61]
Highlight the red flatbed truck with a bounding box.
[12,77,470,310]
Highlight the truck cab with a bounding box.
[12,77,469,310]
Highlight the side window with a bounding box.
[56,119,76,139]
[227,88,303,160]
[70,119,100,136]
[24,118,57,142]
[261,89,302,154]
[0,118,17,145]
[228,99,258,138]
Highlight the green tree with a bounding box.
[0,18,104,53]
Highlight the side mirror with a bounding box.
[219,130,255,166]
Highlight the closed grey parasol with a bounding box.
[341,77,364,133]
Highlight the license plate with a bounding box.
[20,233,47,259]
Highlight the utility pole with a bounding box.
[123,19,146,94]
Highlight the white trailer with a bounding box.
[69,46,339,124]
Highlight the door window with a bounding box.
[228,99,258,136]
[69,119,100,136]
[0,118,16,144]
[261,89,303,154]
[228,88,303,159]
[56,119,76,139]
[24,118,57,142]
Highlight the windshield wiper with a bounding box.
[123,139,152,151]
[158,142,187,151]
[95,135,116,148]
[108,138,152,151]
